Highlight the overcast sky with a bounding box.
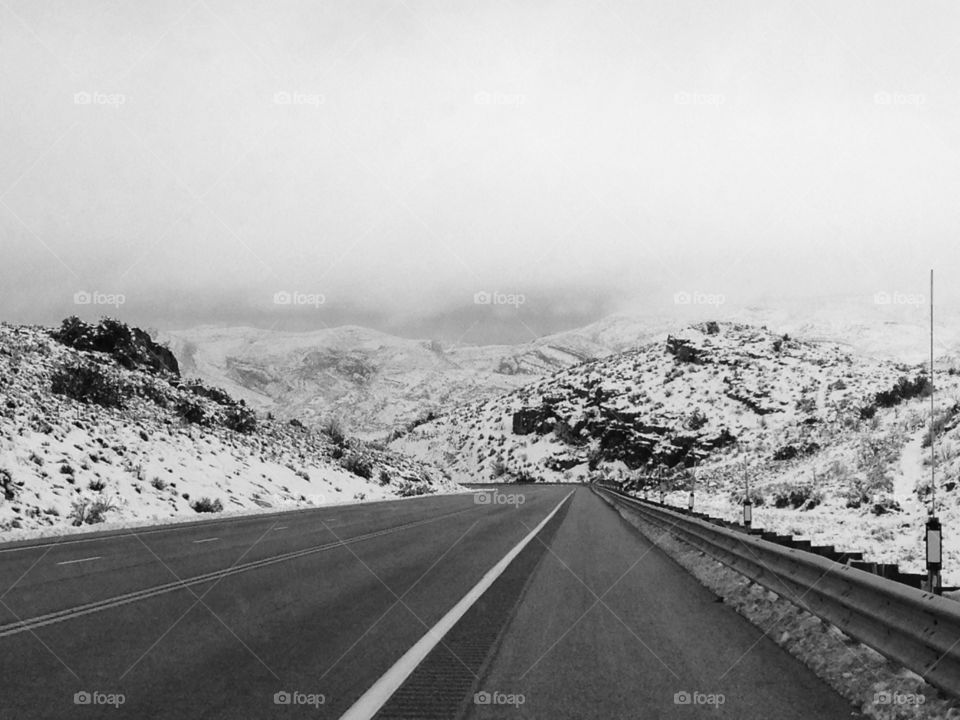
[1,0,959,343]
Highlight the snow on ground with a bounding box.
[394,321,960,586]
[0,321,461,539]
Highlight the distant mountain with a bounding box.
[159,297,960,439]
[159,324,621,439]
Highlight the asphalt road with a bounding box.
[0,486,857,719]
[467,488,857,719]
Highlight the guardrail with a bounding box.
[609,478,955,592]
[594,483,960,699]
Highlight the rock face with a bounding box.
[512,407,553,435]
[666,335,704,363]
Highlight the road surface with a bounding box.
[0,486,856,718]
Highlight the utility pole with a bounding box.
[927,269,943,595]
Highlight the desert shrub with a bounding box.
[341,454,373,479]
[922,402,960,448]
[222,405,257,434]
[322,417,346,445]
[871,498,902,515]
[395,479,432,497]
[855,435,896,496]
[176,398,209,426]
[378,469,391,486]
[51,361,130,408]
[150,476,167,491]
[135,380,170,407]
[587,446,604,471]
[861,374,932,418]
[729,488,765,507]
[86,496,116,523]
[87,478,106,491]
[191,497,223,513]
[69,495,116,525]
[490,457,508,479]
[0,468,17,501]
[795,396,816,414]
[184,379,234,406]
[770,483,819,510]
[686,408,708,431]
[514,469,537,483]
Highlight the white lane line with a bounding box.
[192,538,220,544]
[273,526,288,531]
[56,556,102,566]
[340,489,575,720]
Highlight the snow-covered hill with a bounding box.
[0,319,458,538]
[390,321,920,482]
[159,297,960,441]
[391,321,960,583]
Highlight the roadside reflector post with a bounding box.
[687,461,696,512]
[927,515,942,595]
[926,271,943,596]
[743,458,752,530]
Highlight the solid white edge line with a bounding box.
[191,538,220,544]
[340,488,575,720]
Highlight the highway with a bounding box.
[0,486,857,718]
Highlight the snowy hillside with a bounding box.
[391,321,960,583]
[161,324,613,440]
[160,298,960,441]
[0,319,459,538]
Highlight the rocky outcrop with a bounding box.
[51,316,179,376]
[666,335,704,363]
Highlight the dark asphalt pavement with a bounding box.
[0,486,856,719]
